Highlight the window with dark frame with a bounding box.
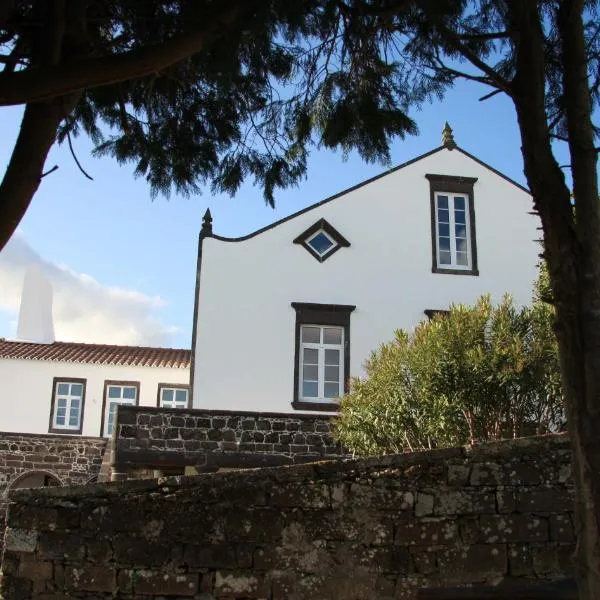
[426,174,479,276]
[158,384,190,409]
[102,381,139,437]
[48,378,86,434]
[293,218,351,263]
[291,302,355,411]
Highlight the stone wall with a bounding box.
[112,406,348,478]
[1,434,575,599]
[0,432,107,553]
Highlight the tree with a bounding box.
[2,1,600,594]
[336,292,564,455]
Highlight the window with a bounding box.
[102,381,139,437]
[293,218,350,262]
[426,174,478,275]
[49,378,86,434]
[158,384,189,408]
[291,302,355,411]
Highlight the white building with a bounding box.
[0,267,190,437]
[191,128,541,414]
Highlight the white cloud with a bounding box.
[0,233,181,346]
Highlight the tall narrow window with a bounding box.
[426,174,478,275]
[102,381,139,437]
[49,378,86,434]
[435,193,471,269]
[291,302,355,411]
[158,384,189,408]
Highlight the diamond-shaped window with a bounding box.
[293,218,350,262]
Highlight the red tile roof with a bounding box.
[0,339,190,368]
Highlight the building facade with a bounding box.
[0,340,191,437]
[192,133,541,414]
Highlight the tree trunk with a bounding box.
[509,3,600,597]
[0,96,77,250]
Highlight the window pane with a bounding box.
[439,250,452,265]
[456,238,468,253]
[324,382,340,398]
[455,224,467,238]
[70,399,80,409]
[303,348,318,364]
[57,383,69,395]
[70,383,83,397]
[56,407,66,418]
[438,223,450,238]
[162,389,174,402]
[57,398,67,408]
[108,386,121,399]
[301,326,321,343]
[437,209,449,223]
[456,252,468,266]
[303,365,318,381]
[454,210,466,224]
[325,349,340,366]
[122,387,137,400]
[69,416,79,427]
[175,389,188,403]
[302,381,318,398]
[308,231,335,255]
[323,327,342,345]
[454,196,466,210]
[438,237,450,251]
[325,365,339,381]
[56,414,65,425]
[437,195,449,209]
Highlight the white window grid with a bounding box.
[299,324,344,402]
[435,192,472,270]
[52,381,84,430]
[160,386,189,409]
[104,384,137,437]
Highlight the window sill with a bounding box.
[432,267,479,276]
[291,400,340,412]
[48,427,82,435]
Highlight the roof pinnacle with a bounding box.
[201,208,213,237]
[442,122,456,149]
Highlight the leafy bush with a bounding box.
[336,290,564,456]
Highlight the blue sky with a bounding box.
[0,78,569,348]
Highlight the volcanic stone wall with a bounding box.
[112,406,348,478]
[1,434,574,599]
[0,432,107,552]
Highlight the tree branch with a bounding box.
[0,0,250,107]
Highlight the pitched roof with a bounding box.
[0,339,191,368]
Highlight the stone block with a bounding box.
[478,514,549,543]
[38,531,85,560]
[215,570,268,598]
[550,513,574,542]
[433,490,496,515]
[415,493,434,517]
[518,489,574,513]
[447,465,470,486]
[437,544,507,577]
[508,543,533,576]
[470,462,503,485]
[396,519,458,546]
[17,557,53,580]
[65,566,116,592]
[128,569,198,596]
[4,528,38,553]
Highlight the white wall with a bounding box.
[0,358,189,436]
[193,147,541,414]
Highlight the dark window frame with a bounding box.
[156,383,191,408]
[101,380,141,437]
[426,174,479,276]
[48,377,87,435]
[291,302,356,411]
[293,218,351,263]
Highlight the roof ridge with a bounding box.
[0,339,190,352]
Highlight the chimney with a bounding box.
[17,264,55,344]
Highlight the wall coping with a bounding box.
[118,405,335,420]
[0,431,105,443]
[8,433,570,503]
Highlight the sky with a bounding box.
[0,79,570,349]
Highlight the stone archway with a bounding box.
[9,470,63,491]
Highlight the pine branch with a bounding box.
[0,0,251,107]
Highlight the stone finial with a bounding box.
[442,122,456,149]
[201,208,213,237]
